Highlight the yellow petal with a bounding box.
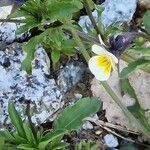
[92,44,118,64]
[89,55,111,81]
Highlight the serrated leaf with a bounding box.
[120,59,150,78]
[9,0,43,35]
[121,79,150,133]
[51,51,61,64]
[38,130,68,150]
[143,10,150,33]
[8,101,26,138]
[17,144,38,150]
[46,0,83,22]
[23,123,37,146]
[53,97,101,130]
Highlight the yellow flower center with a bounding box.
[97,55,111,73]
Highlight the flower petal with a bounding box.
[89,56,111,81]
[107,52,118,70]
[92,44,107,55]
[108,52,118,64]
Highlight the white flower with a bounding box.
[88,44,118,81]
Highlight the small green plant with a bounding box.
[0,97,101,150]
[74,140,99,150]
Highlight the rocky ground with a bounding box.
[0,0,150,149]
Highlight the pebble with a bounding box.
[104,134,119,148]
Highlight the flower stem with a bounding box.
[83,0,104,40]
[101,81,150,140]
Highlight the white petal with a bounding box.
[89,56,111,81]
[92,44,107,55]
[108,52,118,64]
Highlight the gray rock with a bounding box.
[102,0,137,27]
[0,22,29,50]
[0,43,63,126]
[57,61,86,93]
[78,0,137,31]
[78,10,98,33]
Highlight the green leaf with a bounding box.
[52,142,69,150]
[128,47,150,56]
[9,0,43,34]
[61,39,76,56]
[17,144,38,150]
[36,131,42,144]
[51,51,61,64]
[15,20,39,35]
[103,24,120,39]
[38,129,68,150]
[119,145,137,150]
[3,129,15,142]
[46,0,83,22]
[0,137,4,150]
[96,5,104,34]
[143,10,150,33]
[13,132,27,144]
[8,101,26,138]
[120,59,150,78]
[53,97,101,130]
[22,29,49,74]
[121,79,150,133]
[23,123,37,146]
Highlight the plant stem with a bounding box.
[83,0,104,40]
[69,25,90,62]
[0,19,25,23]
[101,81,150,140]
[70,25,150,140]
[26,102,37,141]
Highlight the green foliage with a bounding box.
[74,140,99,150]
[53,97,101,130]
[143,10,150,33]
[1,97,101,149]
[119,145,137,150]
[120,59,150,78]
[9,0,82,73]
[8,0,44,35]
[38,130,68,149]
[0,137,5,150]
[121,79,150,133]
[8,101,26,139]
